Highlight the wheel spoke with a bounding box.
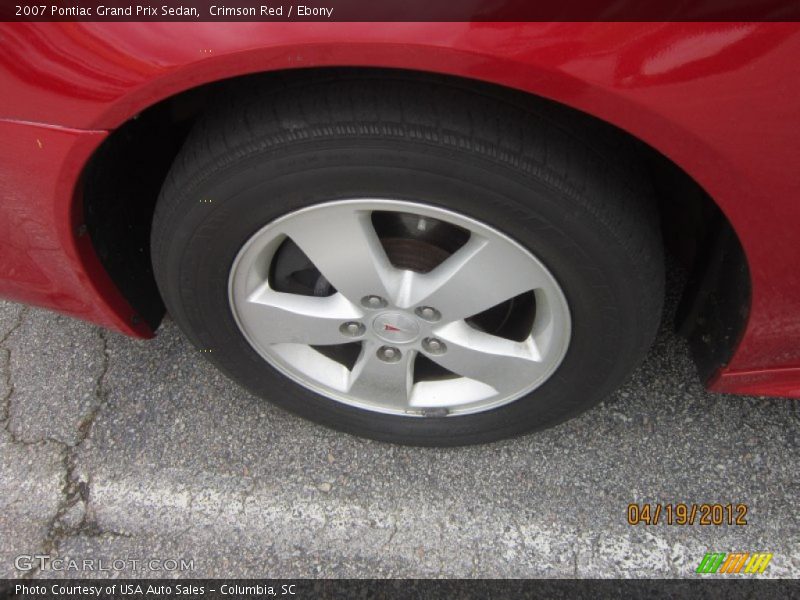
[280,205,397,303]
[347,342,415,410]
[239,283,363,345]
[398,235,548,322]
[429,320,545,393]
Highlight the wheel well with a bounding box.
[81,67,749,379]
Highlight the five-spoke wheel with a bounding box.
[229,199,571,416]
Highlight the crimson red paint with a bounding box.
[1,22,799,396]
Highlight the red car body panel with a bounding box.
[1,22,799,396]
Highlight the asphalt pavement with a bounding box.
[1,272,798,579]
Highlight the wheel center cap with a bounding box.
[372,312,421,343]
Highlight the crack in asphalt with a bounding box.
[1,306,28,429]
[0,305,27,345]
[22,328,116,579]
[1,306,86,448]
[1,349,10,426]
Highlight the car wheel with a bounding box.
[151,75,664,446]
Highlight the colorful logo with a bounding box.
[696,552,773,574]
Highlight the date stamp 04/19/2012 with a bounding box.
[627,503,748,526]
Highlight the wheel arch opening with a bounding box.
[79,66,750,382]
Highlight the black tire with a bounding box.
[151,73,664,446]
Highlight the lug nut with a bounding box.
[422,337,447,355]
[339,321,365,337]
[377,346,401,362]
[415,306,441,322]
[362,295,388,309]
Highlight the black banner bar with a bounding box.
[2,0,800,22]
[2,579,800,600]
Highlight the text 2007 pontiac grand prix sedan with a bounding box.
[1,20,798,445]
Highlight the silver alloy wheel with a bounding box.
[228,199,571,416]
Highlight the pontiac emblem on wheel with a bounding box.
[373,312,421,343]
